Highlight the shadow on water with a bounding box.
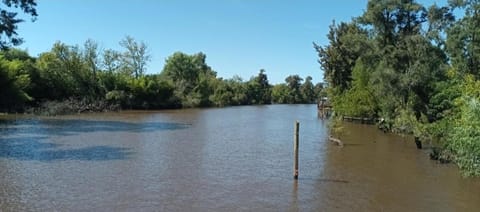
[42,119,191,134]
[0,118,190,161]
[0,136,132,161]
[0,118,191,136]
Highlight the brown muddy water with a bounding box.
[0,104,479,211]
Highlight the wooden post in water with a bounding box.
[294,121,299,180]
[414,136,422,149]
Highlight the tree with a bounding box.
[348,0,447,122]
[271,83,290,104]
[33,41,103,100]
[301,76,315,103]
[124,75,177,109]
[102,49,121,73]
[35,45,75,100]
[359,0,427,47]
[426,4,455,48]
[83,39,100,81]
[229,75,248,105]
[256,69,271,104]
[0,52,32,111]
[210,79,234,107]
[161,51,217,107]
[285,75,303,103]
[336,59,378,117]
[314,0,452,137]
[247,69,271,104]
[119,36,150,79]
[314,21,370,93]
[0,0,37,49]
[446,0,480,77]
[313,82,326,100]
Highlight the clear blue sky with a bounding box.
[17,0,448,84]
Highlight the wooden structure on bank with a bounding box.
[317,97,332,118]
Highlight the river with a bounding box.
[0,104,479,211]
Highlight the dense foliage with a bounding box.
[0,37,324,114]
[315,0,480,176]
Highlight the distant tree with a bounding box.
[271,83,290,104]
[301,76,315,103]
[313,82,326,99]
[285,74,303,103]
[256,69,271,104]
[162,52,217,107]
[34,42,103,100]
[83,39,100,81]
[211,79,234,107]
[102,49,121,72]
[247,69,271,104]
[119,36,150,79]
[0,0,38,49]
[124,75,177,109]
[229,75,248,105]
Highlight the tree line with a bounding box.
[315,0,480,176]
[0,36,324,114]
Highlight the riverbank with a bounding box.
[9,98,314,116]
[24,98,121,116]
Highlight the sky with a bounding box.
[16,0,448,84]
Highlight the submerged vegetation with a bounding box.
[315,0,480,176]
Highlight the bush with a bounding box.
[448,98,480,176]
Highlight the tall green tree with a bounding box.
[355,0,447,121]
[247,69,272,104]
[446,0,480,77]
[314,21,370,93]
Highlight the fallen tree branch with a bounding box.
[329,136,344,147]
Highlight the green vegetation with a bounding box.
[0,38,324,114]
[315,0,480,176]
[272,75,321,104]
